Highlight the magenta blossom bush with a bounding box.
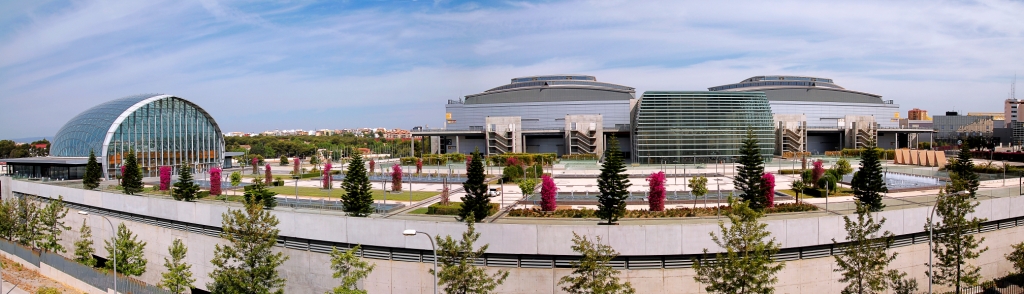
[647,171,666,211]
[812,159,825,186]
[323,162,333,189]
[210,167,222,196]
[506,157,519,167]
[251,157,259,174]
[416,158,423,174]
[265,164,272,185]
[293,157,301,175]
[762,172,776,208]
[391,164,402,192]
[369,159,375,174]
[540,175,558,211]
[159,166,171,191]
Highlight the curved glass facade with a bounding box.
[632,91,774,163]
[51,94,223,178]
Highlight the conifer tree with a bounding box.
[209,202,289,293]
[928,189,988,292]
[328,245,375,294]
[341,153,374,217]
[74,221,97,267]
[558,233,636,294]
[459,148,491,222]
[103,223,148,276]
[433,214,509,294]
[596,137,631,224]
[734,129,767,209]
[121,148,144,195]
[173,164,200,201]
[852,143,887,212]
[83,150,102,190]
[38,196,70,253]
[949,143,980,198]
[833,203,897,294]
[161,239,195,294]
[693,197,784,293]
[243,178,278,209]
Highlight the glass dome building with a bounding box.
[50,94,224,179]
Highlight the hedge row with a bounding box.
[839,148,896,159]
[426,203,499,216]
[561,154,599,160]
[486,153,557,166]
[507,202,818,218]
[419,153,467,165]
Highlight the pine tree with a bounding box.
[327,245,375,294]
[341,153,374,217]
[558,232,636,294]
[161,239,195,294]
[173,164,200,202]
[833,203,897,294]
[949,143,980,198]
[596,137,631,224]
[103,223,148,276]
[83,150,102,190]
[459,148,491,222]
[734,129,767,210]
[928,189,988,292]
[74,221,97,267]
[693,197,784,293]
[121,148,144,195]
[852,144,887,212]
[433,214,509,294]
[208,202,289,293]
[37,196,70,253]
[243,178,278,209]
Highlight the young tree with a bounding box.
[14,197,40,247]
[433,215,509,294]
[928,189,988,292]
[693,197,784,294]
[74,221,97,267]
[1007,242,1024,275]
[280,155,290,166]
[391,164,402,192]
[517,178,538,199]
[888,271,919,294]
[558,232,636,294]
[459,148,491,222]
[104,223,148,276]
[540,175,558,211]
[208,202,289,293]
[690,175,708,209]
[83,150,102,190]
[161,239,195,294]
[243,178,278,209]
[647,171,666,211]
[790,178,807,205]
[173,164,200,201]
[311,155,321,171]
[159,166,172,191]
[341,153,375,217]
[948,143,980,198]
[229,171,242,196]
[121,148,144,195]
[210,167,222,196]
[852,144,887,212]
[327,245,375,294]
[833,203,897,294]
[596,137,631,224]
[834,158,854,178]
[37,196,70,253]
[734,129,768,209]
[762,173,776,208]
[0,199,15,240]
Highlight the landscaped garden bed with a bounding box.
[506,202,818,218]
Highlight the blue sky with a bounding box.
[1,0,1023,139]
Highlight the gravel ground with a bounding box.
[1,255,81,294]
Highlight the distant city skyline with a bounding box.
[1,0,1023,139]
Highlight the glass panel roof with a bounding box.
[51,94,162,157]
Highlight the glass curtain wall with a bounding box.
[632,91,774,164]
[107,98,223,178]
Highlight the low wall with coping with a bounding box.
[4,176,1024,293]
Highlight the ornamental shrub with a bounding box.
[647,171,666,211]
[391,164,402,192]
[502,165,524,181]
[159,166,172,191]
[540,175,557,211]
[416,158,423,174]
[762,172,775,208]
[265,164,272,186]
[210,167,222,196]
[323,162,333,189]
[812,160,825,188]
[369,159,375,174]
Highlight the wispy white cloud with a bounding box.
[0,0,1023,138]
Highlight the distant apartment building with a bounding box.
[384,129,412,140]
[908,108,930,120]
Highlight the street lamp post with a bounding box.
[403,230,437,294]
[78,211,115,294]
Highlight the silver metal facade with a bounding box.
[446,100,631,130]
[769,100,900,128]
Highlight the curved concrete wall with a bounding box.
[5,176,1024,293]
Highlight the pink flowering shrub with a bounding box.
[293,157,300,175]
[540,175,558,211]
[647,171,666,211]
[265,164,272,185]
[159,166,171,190]
[369,159,375,174]
[210,167,222,196]
[812,160,825,187]
[416,158,423,174]
[506,157,519,167]
[392,164,402,192]
[323,162,333,189]
[762,172,776,208]
[251,157,259,174]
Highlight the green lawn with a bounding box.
[781,187,854,198]
[266,186,436,201]
[408,207,429,214]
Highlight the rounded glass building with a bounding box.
[51,94,223,178]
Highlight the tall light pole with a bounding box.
[403,230,437,294]
[78,211,115,294]
[927,192,946,294]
